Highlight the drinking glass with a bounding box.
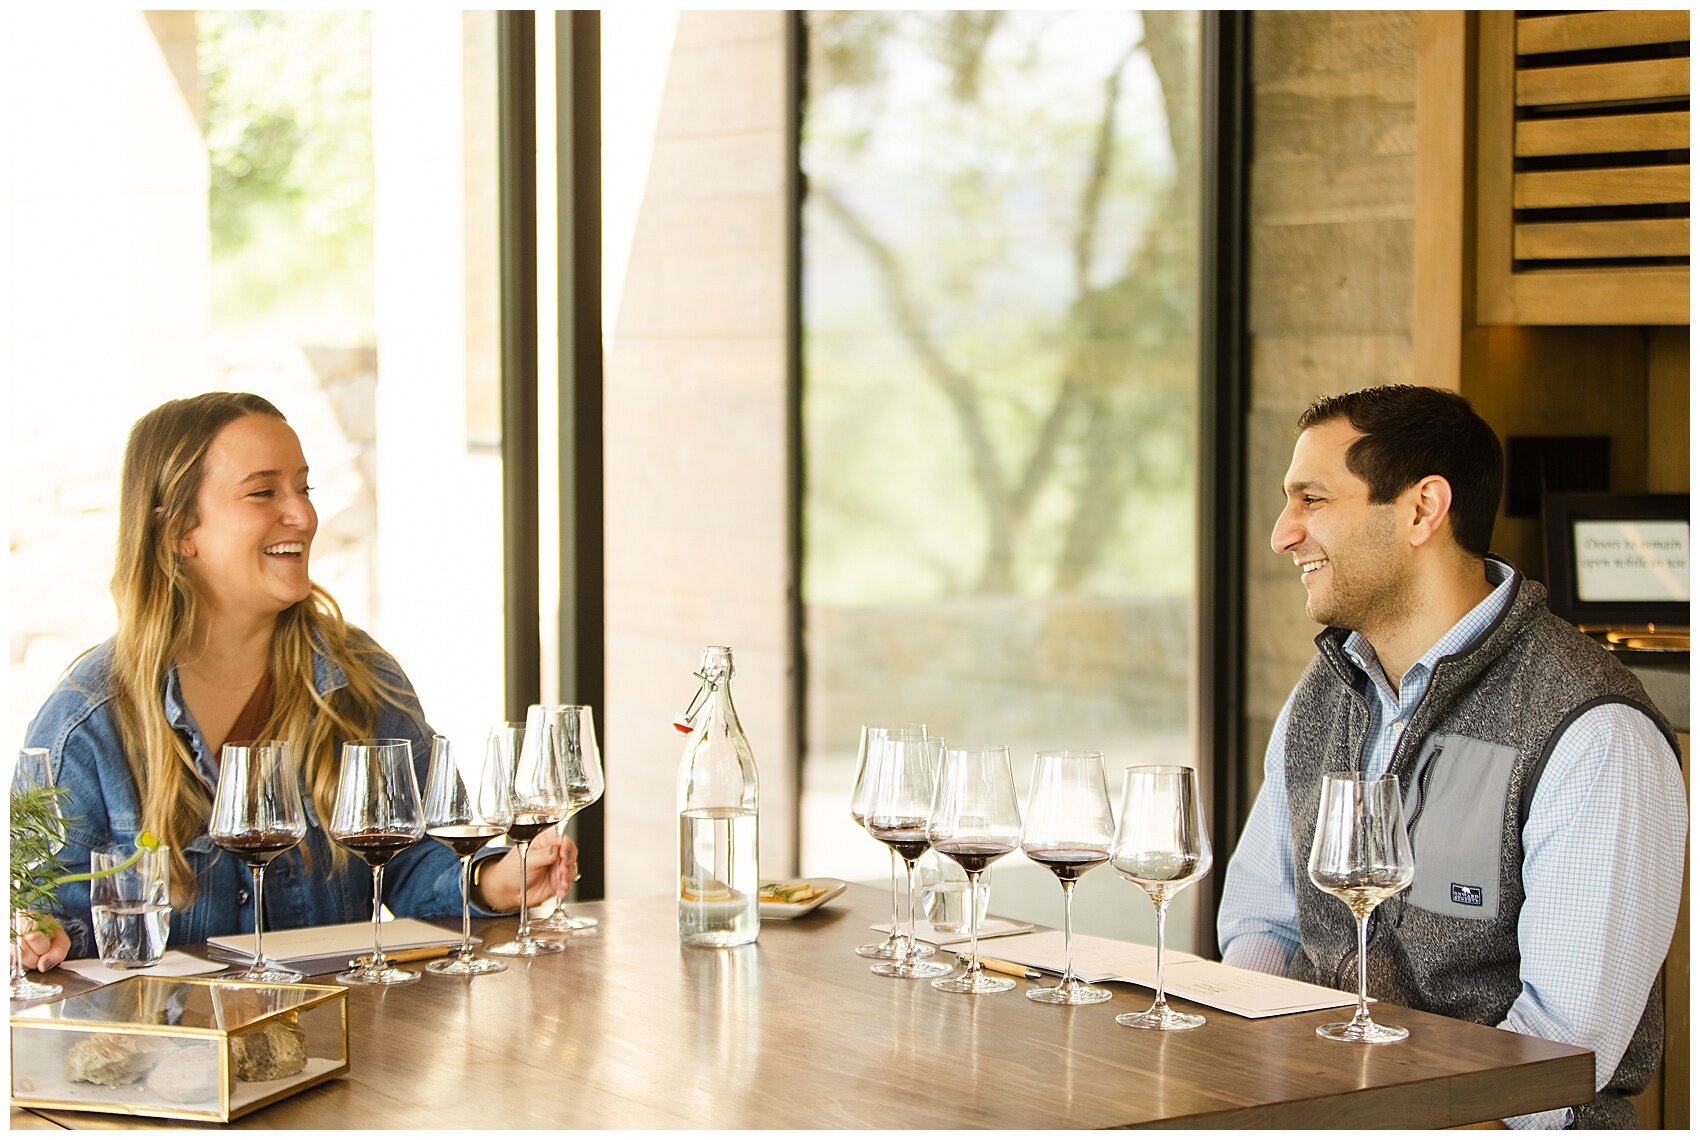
[330,739,426,985]
[1021,750,1115,1005]
[1308,771,1416,1044]
[210,739,306,982]
[485,720,569,957]
[865,735,951,980]
[532,705,604,933]
[423,733,514,975]
[90,844,171,968]
[851,723,934,961]
[1110,765,1212,1031]
[927,744,1022,994]
[11,747,64,1000]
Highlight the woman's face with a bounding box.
[178,414,318,623]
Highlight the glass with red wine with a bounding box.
[210,740,308,983]
[485,720,569,957]
[422,732,514,975]
[330,738,426,985]
[926,744,1022,994]
[864,734,951,980]
[1020,750,1115,1005]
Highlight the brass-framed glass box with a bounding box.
[11,975,348,1123]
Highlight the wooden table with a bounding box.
[15,884,1593,1128]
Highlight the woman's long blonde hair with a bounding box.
[109,393,396,902]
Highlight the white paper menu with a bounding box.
[986,930,1360,1019]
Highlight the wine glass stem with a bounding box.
[514,840,532,941]
[251,866,268,971]
[370,864,387,967]
[1059,878,1077,985]
[458,854,475,957]
[887,850,901,936]
[963,870,983,980]
[1151,896,1170,1012]
[902,856,922,963]
[1353,910,1372,1024]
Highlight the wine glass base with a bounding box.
[1117,1006,1205,1031]
[1026,978,1113,1005]
[426,954,507,976]
[336,964,420,986]
[933,971,1015,994]
[535,912,598,932]
[485,936,566,957]
[1317,1019,1407,1043]
[856,936,932,960]
[224,964,304,984]
[11,977,62,1001]
[870,958,952,979]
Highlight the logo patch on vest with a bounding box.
[1450,883,1484,907]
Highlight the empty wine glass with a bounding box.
[927,744,1022,994]
[865,735,951,980]
[1308,771,1416,1044]
[423,733,514,975]
[1110,765,1212,1031]
[11,747,64,1001]
[532,705,604,934]
[1021,750,1115,1005]
[210,740,306,982]
[485,720,569,957]
[330,739,426,986]
[851,723,934,961]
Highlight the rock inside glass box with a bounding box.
[11,975,348,1123]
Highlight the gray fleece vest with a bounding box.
[1284,569,1677,1130]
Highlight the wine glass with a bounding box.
[485,720,569,957]
[423,733,514,975]
[865,735,951,980]
[330,738,426,986]
[209,740,307,982]
[11,747,64,1001]
[1021,750,1115,1005]
[927,744,1022,994]
[532,705,604,934]
[1110,765,1212,1031]
[851,723,934,961]
[1308,771,1416,1044]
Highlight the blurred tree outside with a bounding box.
[802,11,1199,603]
[200,10,375,345]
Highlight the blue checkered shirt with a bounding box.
[1218,559,1687,1129]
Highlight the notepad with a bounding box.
[61,950,228,985]
[207,918,467,977]
[987,930,1360,1018]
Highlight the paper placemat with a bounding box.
[60,950,227,985]
[208,918,464,976]
[870,918,1036,944]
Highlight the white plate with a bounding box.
[759,878,847,919]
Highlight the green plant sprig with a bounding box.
[10,782,159,942]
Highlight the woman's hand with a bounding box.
[14,920,70,974]
[472,833,581,912]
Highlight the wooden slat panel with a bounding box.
[1509,267,1690,325]
[1477,11,1519,324]
[1514,218,1690,259]
[1516,110,1690,156]
[1517,57,1689,106]
[1515,165,1691,208]
[1517,11,1691,56]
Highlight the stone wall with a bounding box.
[1243,11,1419,787]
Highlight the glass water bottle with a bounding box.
[677,645,760,946]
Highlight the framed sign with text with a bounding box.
[1541,493,1690,630]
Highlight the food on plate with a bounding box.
[759,880,821,905]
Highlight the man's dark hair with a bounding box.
[1297,385,1502,558]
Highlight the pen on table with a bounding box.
[959,952,1041,980]
[352,945,451,967]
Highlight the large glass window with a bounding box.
[7,11,506,759]
[799,11,1204,947]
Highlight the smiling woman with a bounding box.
[12,394,574,976]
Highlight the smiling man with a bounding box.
[1216,385,1686,1130]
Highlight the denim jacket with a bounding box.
[20,634,504,959]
